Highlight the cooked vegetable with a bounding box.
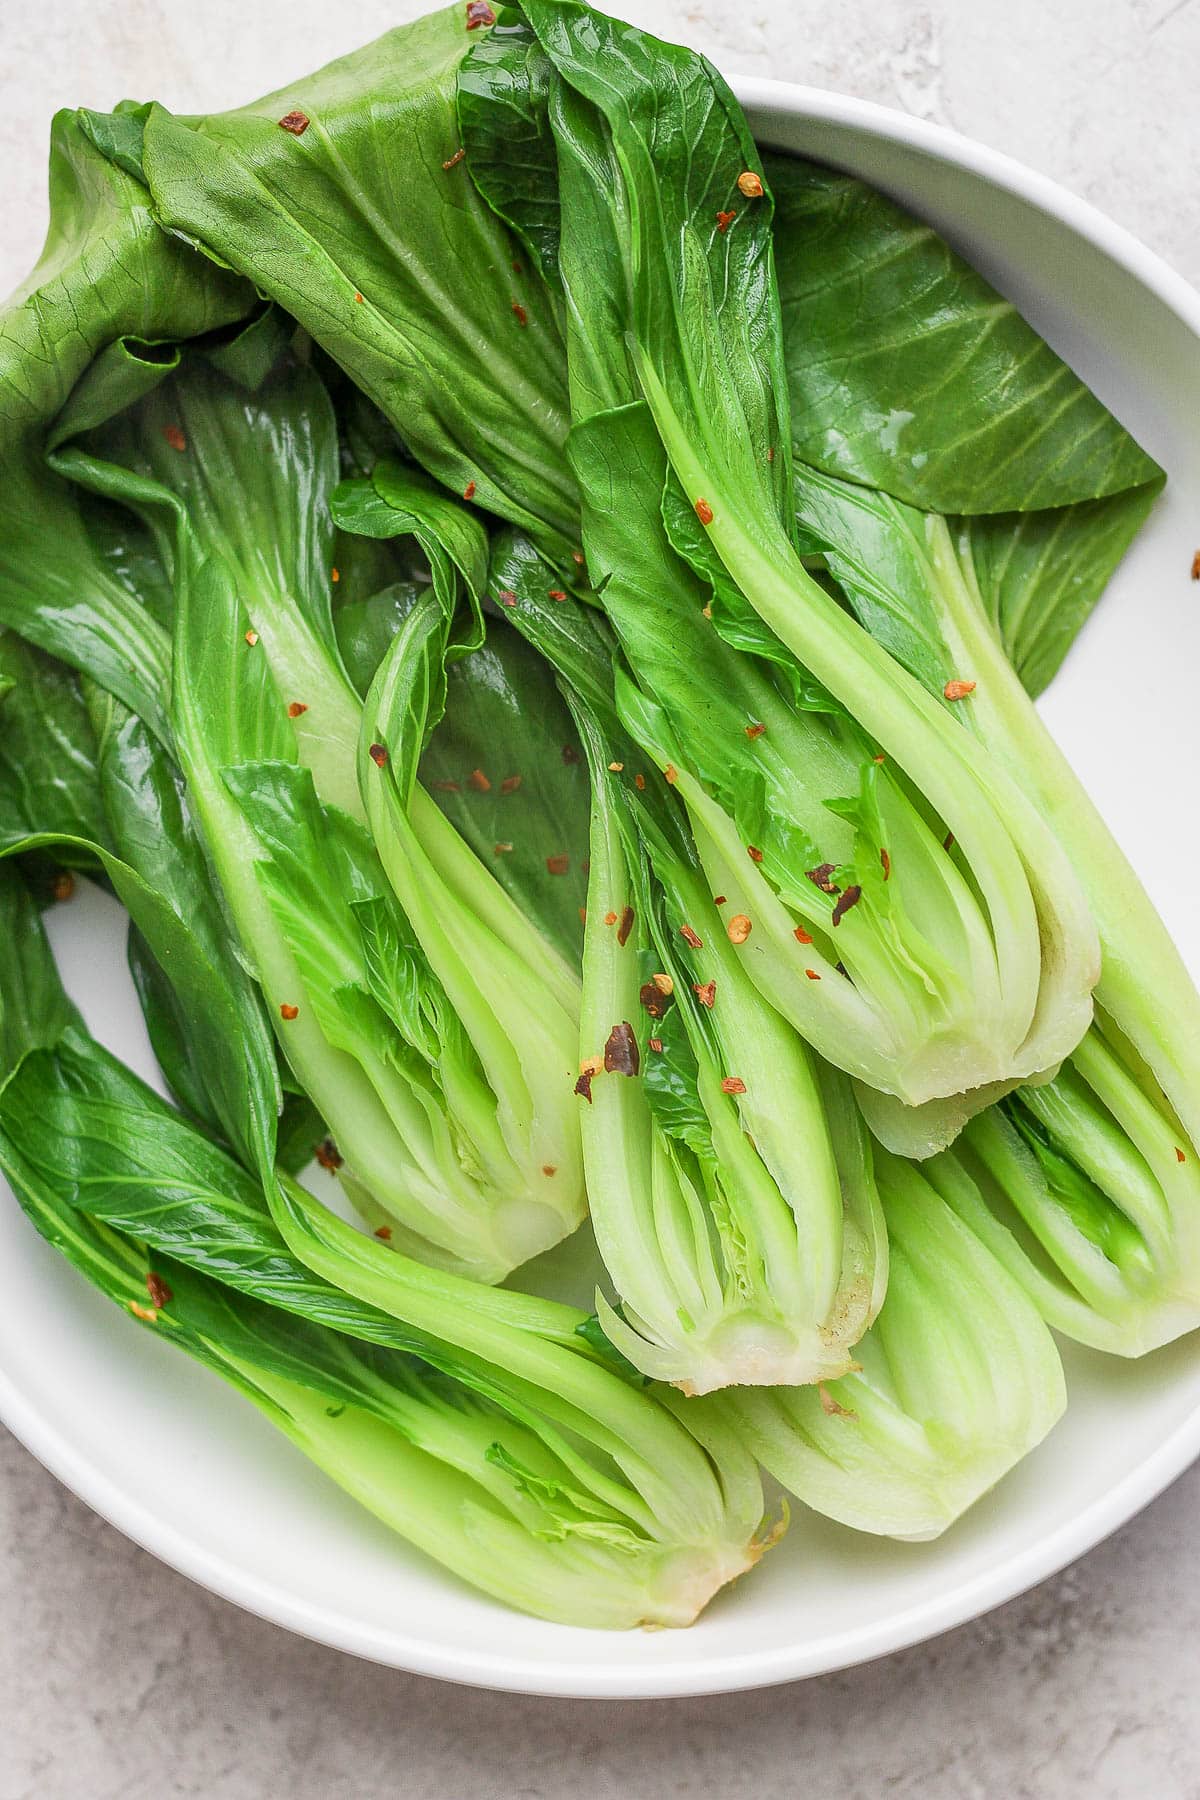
[0,0,1192,1634]
[0,868,768,1629]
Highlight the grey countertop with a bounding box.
[3,2,1200,1794]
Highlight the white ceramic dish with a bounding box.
[3,74,1200,1701]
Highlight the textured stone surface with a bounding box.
[3,1,1200,1793]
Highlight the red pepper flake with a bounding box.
[500,775,522,794]
[163,424,187,452]
[494,841,513,856]
[831,884,863,928]
[805,968,821,981]
[512,302,529,327]
[374,1225,393,1241]
[466,0,496,25]
[873,753,886,765]
[367,743,388,768]
[314,1138,343,1172]
[737,171,764,198]
[354,292,364,304]
[713,895,727,906]
[943,831,955,853]
[806,863,840,895]
[562,744,581,765]
[443,147,467,170]
[604,1021,640,1077]
[129,1301,158,1324]
[693,980,717,1008]
[431,778,460,792]
[745,722,766,739]
[716,210,737,233]
[572,550,586,565]
[608,761,625,773]
[278,110,310,135]
[287,701,308,719]
[546,854,569,875]
[943,678,977,702]
[617,905,635,946]
[463,481,476,500]
[634,773,646,791]
[468,768,492,791]
[640,981,672,1018]
[51,871,75,903]
[695,498,715,526]
[720,1076,746,1095]
[664,763,679,784]
[542,1164,557,1177]
[512,260,524,274]
[604,910,618,926]
[648,1037,663,1054]
[680,924,703,949]
[548,589,567,601]
[880,848,892,881]
[651,973,673,995]
[574,1070,595,1103]
[794,925,813,945]
[766,445,776,464]
[498,589,518,607]
[280,1003,300,1021]
[579,907,588,925]
[727,913,752,945]
[1191,552,1200,580]
[331,567,340,583]
[244,629,259,646]
[746,845,764,864]
[1177,1147,1188,1163]
[146,1272,173,1310]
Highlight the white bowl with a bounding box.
[3,75,1200,1700]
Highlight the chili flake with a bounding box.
[331,567,340,582]
[542,1164,557,1177]
[494,842,513,855]
[831,884,862,928]
[498,589,518,607]
[374,1225,393,1241]
[1177,1147,1188,1163]
[745,722,766,739]
[727,913,752,945]
[648,1037,663,1054]
[943,678,977,702]
[287,701,308,719]
[713,895,727,907]
[463,481,476,500]
[548,589,567,601]
[443,147,467,170]
[652,973,674,995]
[573,550,586,565]
[737,171,764,197]
[468,768,492,791]
[806,863,840,895]
[546,854,570,875]
[747,845,764,864]
[278,111,310,135]
[466,0,496,26]
[1192,552,1200,580]
[129,1302,158,1324]
[604,911,618,926]
[794,925,813,945]
[163,424,187,452]
[354,292,364,304]
[664,763,678,784]
[608,761,625,772]
[720,1076,746,1095]
[146,1272,173,1310]
[574,1071,595,1103]
[880,848,892,881]
[943,831,955,853]
[805,968,821,981]
[604,1021,640,1077]
[368,743,388,768]
[51,871,75,903]
[617,905,635,946]
[640,981,671,1018]
[314,1138,343,1172]
[716,210,736,233]
[244,629,259,647]
[580,1054,603,1078]
[766,445,776,464]
[695,498,715,526]
[512,301,529,327]
[280,1003,300,1020]
[634,773,646,790]
[500,775,522,794]
[680,924,703,948]
[873,753,886,765]
[693,980,717,1008]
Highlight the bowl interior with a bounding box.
[3,86,1200,1699]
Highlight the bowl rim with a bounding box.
[5,71,1200,1702]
